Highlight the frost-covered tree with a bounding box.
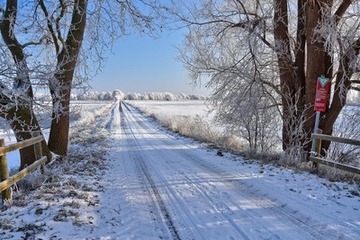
[112,89,125,101]
[0,1,52,169]
[174,0,360,155]
[0,0,162,167]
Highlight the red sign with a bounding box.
[314,76,330,112]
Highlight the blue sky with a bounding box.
[91,30,209,95]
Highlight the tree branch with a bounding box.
[1,0,34,99]
[1,0,24,63]
[21,36,47,48]
[38,0,60,54]
[55,0,66,48]
[351,86,360,92]
[334,0,353,26]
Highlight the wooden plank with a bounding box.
[309,156,360,175]
[0,156,47,192]
[33,132,42,160]
[0,139,12,200]
[312,133,360,146]
[32,132,45,174]
[0,135,44,156]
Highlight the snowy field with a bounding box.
[130,101,360,164]
[127,100,226,146]
[0,101,114,170]
[0,100,359,239]
[128,100,215,124]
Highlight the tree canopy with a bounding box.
[174,0,360,157]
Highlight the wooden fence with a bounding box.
[0,133,47,201]
[310,133,360,175]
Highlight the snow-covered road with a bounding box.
[95,102,360,240]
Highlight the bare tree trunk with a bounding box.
[273,0,300,150]
[48,99,71,156]
[47,0,87,156]
[47,69,73,155]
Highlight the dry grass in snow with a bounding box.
[0,102,114,239]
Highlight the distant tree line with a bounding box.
[68,90,207,101]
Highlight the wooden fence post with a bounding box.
[312,129,323,170]
[32,131,44,174]
[0,139,12,201]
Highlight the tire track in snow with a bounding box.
[102,101,176,238]
[121,111,208,239]
[122,103,253,239]
[121,103,182,240]
[158,143,328,240]
[123,103,215,239]
[124,109,269,239]
[122,103,329,240]
[95,101,119,130]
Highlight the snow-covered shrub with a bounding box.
[133,103,245,153]
[176,116,215,142]
[164,92,175,101]
[178,93,190,100]
[112,89,125,101]
[126,93,142,100]
[102,92,112,101]
[279,101,310,167]
[212,80,281,155]
[124,92,207,101]
[72,102,114,127]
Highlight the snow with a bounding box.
[129,100,214,124]
[0,101,359,239]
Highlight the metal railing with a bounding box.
[310,133,360,175]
